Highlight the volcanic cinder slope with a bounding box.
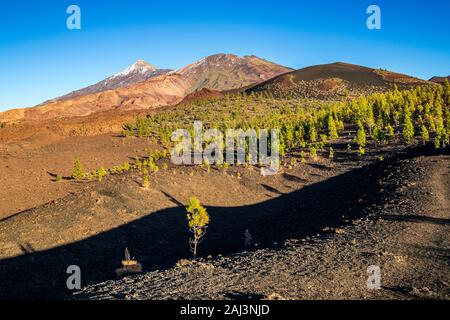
[246,62,431,100]
[76,150,450,300]
[0,54,292,123]
[429,76,450,85]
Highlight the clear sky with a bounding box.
[0,0,449,111]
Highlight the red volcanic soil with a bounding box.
[429,76,450,84]
[178,88,224,104]
[245,62,431,100]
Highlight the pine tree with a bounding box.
[441,128,449,148]
[142,175,150,189]
[446,111,450,133]
[434,137,441,149]
[300,151,306,163]
[186,197,210,258]
[420,125,429,145]
[444,79,450,105]
[97,167,107,182]
[358,146,366,157]
[329,147,334,159]
[308,119,318,143]
[71,158,85,180]
[310,146,317,159]
[373,124,386,146]
[327,115,339,139]
[354,123,367,148]
[402,113,415,142]
[385,124,395,139]
[365,105,375,136]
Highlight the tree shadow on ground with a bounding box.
[379,215,450,226]
[0,145,445,299]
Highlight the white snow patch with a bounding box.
[111,61,157,79]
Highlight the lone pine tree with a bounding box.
[186,197,210,258]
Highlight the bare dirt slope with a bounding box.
[76,149,450,300]
[0,126,156,219]
[0,73,191,123]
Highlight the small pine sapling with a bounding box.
[97,167,107,181]
[142,175,150,189]
[420,125,429,145]
[309,146,317,159]
[71,158,85,180]
[329,147,334,159]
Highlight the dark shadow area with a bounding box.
[260,184,284,195]
[306,163,333,171]
[404,244,450,261]
[0,144,447,299]
[282,173,307,183]
[382,286,413,295]
[380,215,450,226]
[161,191,184,207]
[46,171,75,182]
[224,291,265,300]
[0,209,29,223]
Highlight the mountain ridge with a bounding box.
[0,59,436,124]
[0,54,291,123]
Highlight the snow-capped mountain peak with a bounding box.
[47,60,172,103]
[112,60,158,79]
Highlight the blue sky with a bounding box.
[0,0,449,111]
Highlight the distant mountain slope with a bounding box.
[178,88,224,104]
[45,60,172,103]
[429,76,450,85]
[176,53,292,92]
[246,62,431,100]
[17,73,192,121]
[0,54,290,123]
